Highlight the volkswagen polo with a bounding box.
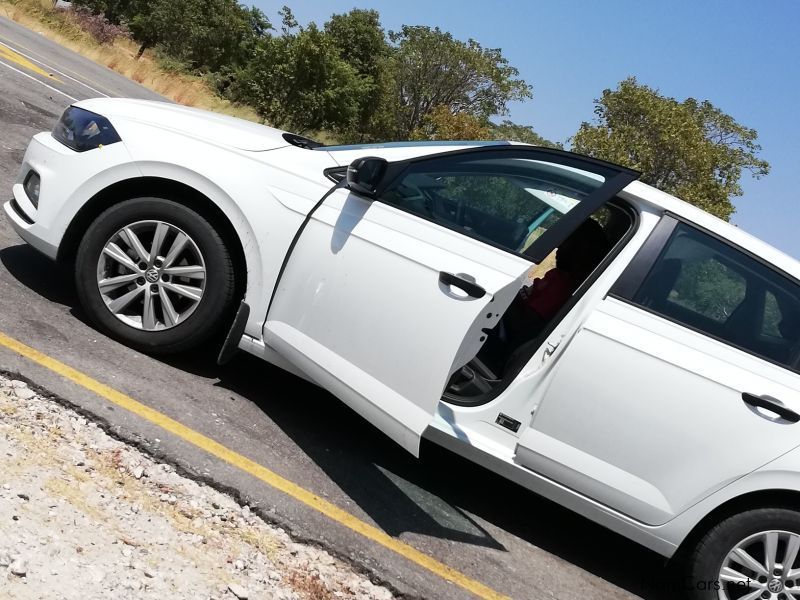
[7,98,800,599]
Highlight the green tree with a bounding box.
[70,0,133,24]
[410,108,558,148]
[387,25,532,138]
[230,18,367,133]
[127,0,259,70]
[572,77,770,220]
[277,5,298,34]
[324,9,393,141]
[490,120,560,148]
[242,7,272,48]
[410,105,492,140]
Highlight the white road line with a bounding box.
[0,59,77,102]
[0,39,110,98]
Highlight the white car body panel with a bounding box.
[6,131,140,258]
[7,98,800,563]
[265,187,530,455]
[78,98,290,151]
[110,117,342,338]
[517,296,800,525]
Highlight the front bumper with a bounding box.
[4,130,139,262]
[4,184,58,259]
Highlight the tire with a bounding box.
[75,197,235,354]
[687,508,800,600]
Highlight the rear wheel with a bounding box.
[75,197,235,354]
[687,508,800,600]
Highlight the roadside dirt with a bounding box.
[0,375,394,600]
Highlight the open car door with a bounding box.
[264,146,638,455]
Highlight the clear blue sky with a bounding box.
[253,0,800,258]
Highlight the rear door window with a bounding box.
[626,223,800,371]
[667,256,747,325]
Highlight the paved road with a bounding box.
[0,15,670,600]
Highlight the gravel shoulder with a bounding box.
[0,374,394,600]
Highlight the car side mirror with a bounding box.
[346,157,388,199]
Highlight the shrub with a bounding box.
[66,6,130,45]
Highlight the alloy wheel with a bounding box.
[96,220,206,330]
[719,530,800,599]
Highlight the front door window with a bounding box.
[380,153,612,258]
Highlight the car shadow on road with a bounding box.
[0,244,76,306]
[167,346,506,549]
[164,346,677,600]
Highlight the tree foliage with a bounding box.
[490,120,560,148]
[410,110,560,148]
[63,4,771,221]
[229,15,366,133]
[127,0,264,70]
[70,0,132,24]
[572,77,770,220]
[388,25,532,138]
[323,9,394,141]
[68,6,130,44]
[410,106,492,141]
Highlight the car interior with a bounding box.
[442,200,635,405]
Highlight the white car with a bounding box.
[7,99,800,599]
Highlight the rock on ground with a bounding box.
[0,374,394,600]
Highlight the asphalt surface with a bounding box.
[0,15,672,600]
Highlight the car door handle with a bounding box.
[438,272,486,299]
[742,392,800,423]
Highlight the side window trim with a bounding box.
[610,214,800,375]
[608,214,678,299]
[612,213,800,304]
[373,145,640,263]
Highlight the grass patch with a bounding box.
[0,0,260,121]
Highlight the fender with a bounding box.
[113,121,336,338]
[651,442,800,556]
[123,161,268,338]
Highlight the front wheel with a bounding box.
[687,508,800,600]
[75,197,235,354]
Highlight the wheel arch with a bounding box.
[58,176,250,303]
[672,488,800,563]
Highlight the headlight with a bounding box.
[52,106,121,152]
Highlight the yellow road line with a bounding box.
[0,34,114,97]
[0,42,61,81]
[0,330,508,600]
[0,59,76,101]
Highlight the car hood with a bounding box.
[74,98,289,152]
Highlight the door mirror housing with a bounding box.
[346,157,388,199]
